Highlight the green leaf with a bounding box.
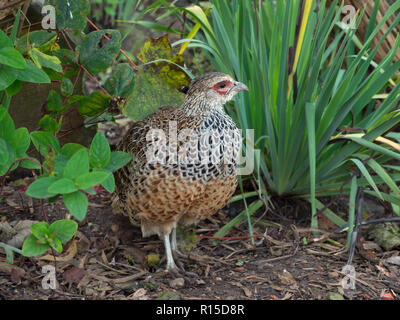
[351,158,383,199]
[26,177,58,199]
[16,31,57,55]
[79,29,122,75]
[54,154,68,175]
[3,244,14,264]
[30,222,50,239]
[0,139,9,166]
[136,34,191,89]
[29,48,62,72]
[63,191,88,221]
[0,140,16,176]
[49,219,78,243]
[49,237,63,253]
[31,131,61,156]
[63,148,89,180]
[39,114,61,133]
[0,30,12,48]
[12,127,30,157]
[84,186,97,195]
[46,0,90,31]
[22,234,50,257]
[52,49,78,65]
[20,158,42,170]
[67,95,85,105]
[124,71,184,121]
[47,90,63,112]
[104,63,135,97]
[101,172,115,193]
[93,167,115,193]
[0,107,15,142]
[0,64,17,91]
[13,61,51,84]
[6,80,22,97]
[75,171,110,190]
[78,91,110,116]
[61,77,74,96]
[306,103,317,229]
[104,151,132,172]
[89,132,111,168]
[61,143,87,158]
[48,178,77,194]
[0,47,26,69]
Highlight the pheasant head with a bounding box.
[182,72,248,116]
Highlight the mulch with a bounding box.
[1,177,399,300]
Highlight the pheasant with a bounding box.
[112,72,248,272]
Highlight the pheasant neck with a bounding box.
[182,98,224,117]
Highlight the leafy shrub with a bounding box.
[0,0,134,261]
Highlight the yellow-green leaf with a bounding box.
[29,48,62,72]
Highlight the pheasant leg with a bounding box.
[163,232,178,271]
[171,227,187,258]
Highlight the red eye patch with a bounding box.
[212,81,233,95]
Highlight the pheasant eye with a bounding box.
[212,80,232,94]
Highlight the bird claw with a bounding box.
[173,249,187,259]
[164,261,197,282]
[166,265,183,278]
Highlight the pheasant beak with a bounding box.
[232,81,248,93]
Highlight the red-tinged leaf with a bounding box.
[10,268,21,284]
[78,92,110,116]
[63,267,86,284]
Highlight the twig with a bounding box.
[198,234,264,240]
[86,17,138,70]
[80,64,110,96]
[17,0,31,37]
[347,188,363,266]
[333,217,400,233]
[95,259,131,275]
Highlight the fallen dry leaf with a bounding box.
[10,268,21,284]
[234,266,244,272]
[63,267,86,284]
[1,220,38,248]
[278,269,296,285]
[231,281,252,297]
[39,240,77,262]
[376,265,391,277]
[0,262,25,278]
[132,288,148,299]
[169,277,185,289]
[101,250,109,264]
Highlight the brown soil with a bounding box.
[0,177,399,301]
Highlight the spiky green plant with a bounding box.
[172,0,400,241]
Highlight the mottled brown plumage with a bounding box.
[112,72,248,271]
